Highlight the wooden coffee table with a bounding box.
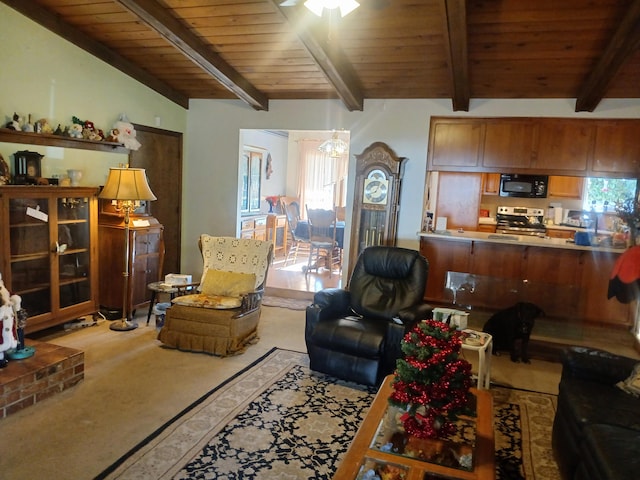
[334,375,495,480]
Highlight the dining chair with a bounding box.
[306,207,341,277]
[280,197,310,266]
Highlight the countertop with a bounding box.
[418,229,626,253]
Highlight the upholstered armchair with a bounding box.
[305,246,432,386]
[157,235,273,356]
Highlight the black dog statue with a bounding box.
[482,302,544,363]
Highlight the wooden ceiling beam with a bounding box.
[116,0,269,111]
[0,0,189,109]
[441,0,470,112]
[271,1,364,111]
[575,0,640,112]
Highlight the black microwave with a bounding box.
[499,174,548,198]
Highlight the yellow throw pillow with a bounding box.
[200,269,257,297]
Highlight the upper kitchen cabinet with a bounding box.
[481,173,501,195]
[428,116,640,178]
[482,119,536,170]
[592,120,640,175]
[428,119,484,169]
[548,176,584,199]
[533,119,594,172]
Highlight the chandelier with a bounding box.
[304,0,360,17]
[318,131,349,158]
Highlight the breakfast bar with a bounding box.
[419,230,633,328]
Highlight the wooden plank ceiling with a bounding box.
[3,0,640,112]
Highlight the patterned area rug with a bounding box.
[97,349,559,480]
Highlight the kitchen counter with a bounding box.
[419,230,633,327]
[418,229,626,253]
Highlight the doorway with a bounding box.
[130,125,183,276]
[239,129,349,294]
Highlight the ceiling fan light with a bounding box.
[304,0,326,16]
[339,0,360,17]
[304,0,359,17]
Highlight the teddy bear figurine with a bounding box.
[112,114,141,150]
[0,273,19,368]
[68,123,84,139]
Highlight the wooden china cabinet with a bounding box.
[0,185,100,333]
[98,199,165,318]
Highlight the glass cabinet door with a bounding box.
[9,196,52,316]
[57,196,91,308]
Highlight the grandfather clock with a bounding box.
[348,142,405,277]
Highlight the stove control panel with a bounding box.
[497,206,545,216]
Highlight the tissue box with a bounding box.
[164,274,192,285]
[433,308,469,330]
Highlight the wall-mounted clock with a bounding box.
[348,143,405,278]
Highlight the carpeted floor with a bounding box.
[98,348,559,480]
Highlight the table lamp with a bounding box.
[99,167,157,331]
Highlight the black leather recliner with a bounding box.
[305,246,432,386]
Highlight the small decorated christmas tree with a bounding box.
[389,319,473,439]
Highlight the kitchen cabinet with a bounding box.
[482,119,536,169]
[581,251,632,326]
[545,228,575,239]
[419,235,633,327]
[428,117,640,177]
[98,215,164,317]
[0,186,99,333]
[481,173,501,195]
[592,120,640,174]
[477,224,497,233]
[548,175,584,199]
[435,172,481,231]
[521,246,583,318]
[420,238,470,302]
[240,215,267,240]
[428,120,484,168]
[534,120,593,172]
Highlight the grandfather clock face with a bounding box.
[363,170,389,205]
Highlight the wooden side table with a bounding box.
[145,281,196,325]
[334,375,495,480]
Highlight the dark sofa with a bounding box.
[552,346,640,480]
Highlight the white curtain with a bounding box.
[298,139,348,215]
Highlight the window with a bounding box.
[241,148,262,214]
[582,177,638,212]
[298,138,349,213]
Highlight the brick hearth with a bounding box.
[0,340,84,419]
